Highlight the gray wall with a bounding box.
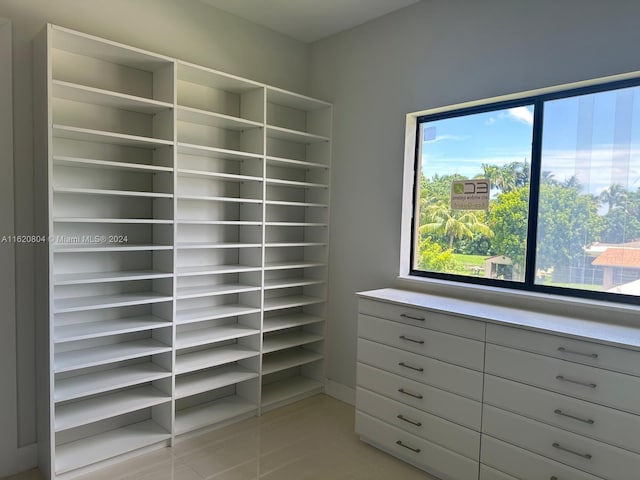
[310,0,640,391]
[0,1,309,475]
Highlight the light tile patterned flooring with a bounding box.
[4,394,434,480]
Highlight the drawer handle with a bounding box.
[558,347,599,359]
[399,335,425,345]
[554,409,595,425]
[398,388,424,399]
[552,442,592,460]
[555,375,597,389]
[397,414,422,427]
[400,313,425,321]
[396,440,421,453]
[399,361,424,372]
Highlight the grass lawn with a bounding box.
[452,254,486,275]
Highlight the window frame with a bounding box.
[401,72,640,306]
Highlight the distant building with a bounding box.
[588,240,640,290]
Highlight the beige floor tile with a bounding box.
[5,395,438,480]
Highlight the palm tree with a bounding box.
[599,183,628,212]
[419,200,494,250]
[540,170,557,185]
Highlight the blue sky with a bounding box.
[420,85,640,196]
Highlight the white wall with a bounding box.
[0,1,309,475]
[310,0,640,391]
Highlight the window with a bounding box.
[407,75,640,304]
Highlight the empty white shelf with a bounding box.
[52,155,173,174]
[265,178,327,189]
[261,376,323,409]
[176,220,261,226]
[265,200,328,208]
[266,125,329,144]
[263,261,325,271]
[261,349,323,375]
[54,292,173,313]
[53,80,173,113]
[267,87,331,111]
[53,270,172,285]
[265,242,327,248]
[263,278,325,290]
[177,168,262,183]
[53,243,173,252]
[55,419,170,474]
[175,345,259,375]
[55,385,170,432]
[54,338,171,373]
[263,313,324,333]
[177,142,263,161]
[176,325,259,350]
[176,264,261,276]
[176,283,260,299]
[263,295,325,311]
[266,155,328,170]
[175,395,257,436]
[177,194,261,204]
[262,331,324,353]
[53,187,173,198]
[53,217,173,224]
[55,315,170,343]
[175,365,258,399]
[52,125,173,149]
[55,362,171,402]
[176,304,261,325]
[265,222,327,227]
[178,106,262,130]
[176,242,262,249]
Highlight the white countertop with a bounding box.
[358,288,640,351]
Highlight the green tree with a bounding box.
[488,186,529,275]
[599,183,628,213]
[416,236,459,272]
[420,200,493,250]
[536,182,604,272]
[601,207,640,243]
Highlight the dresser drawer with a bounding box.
[356,387,480,460]
[482,435,604,480]
[358,314,484,370]
[357,363,482,430]
[484,374,640,454]
[479,465,518,480]
[358,298,485,340]
[485,343,640,415]
[487,323,640,376]
[483,405,640,480]
[356,411,479,480]
[358,338,483,400]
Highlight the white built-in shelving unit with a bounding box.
[35,24,331,479]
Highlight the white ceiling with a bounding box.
[199,0,421,43]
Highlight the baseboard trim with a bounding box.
[324,380,355,405]
[0,443,37,477]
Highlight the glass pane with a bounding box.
[537,85,640,297]
[414,105,534,281]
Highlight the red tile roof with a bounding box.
[592,248,640,268]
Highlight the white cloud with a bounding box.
[507,106,534,126]
[425,134,470,143]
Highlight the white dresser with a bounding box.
[356,288,640,480]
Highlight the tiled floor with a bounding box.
[5,395,435,480]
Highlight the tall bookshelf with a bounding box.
[35,24,331,478]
